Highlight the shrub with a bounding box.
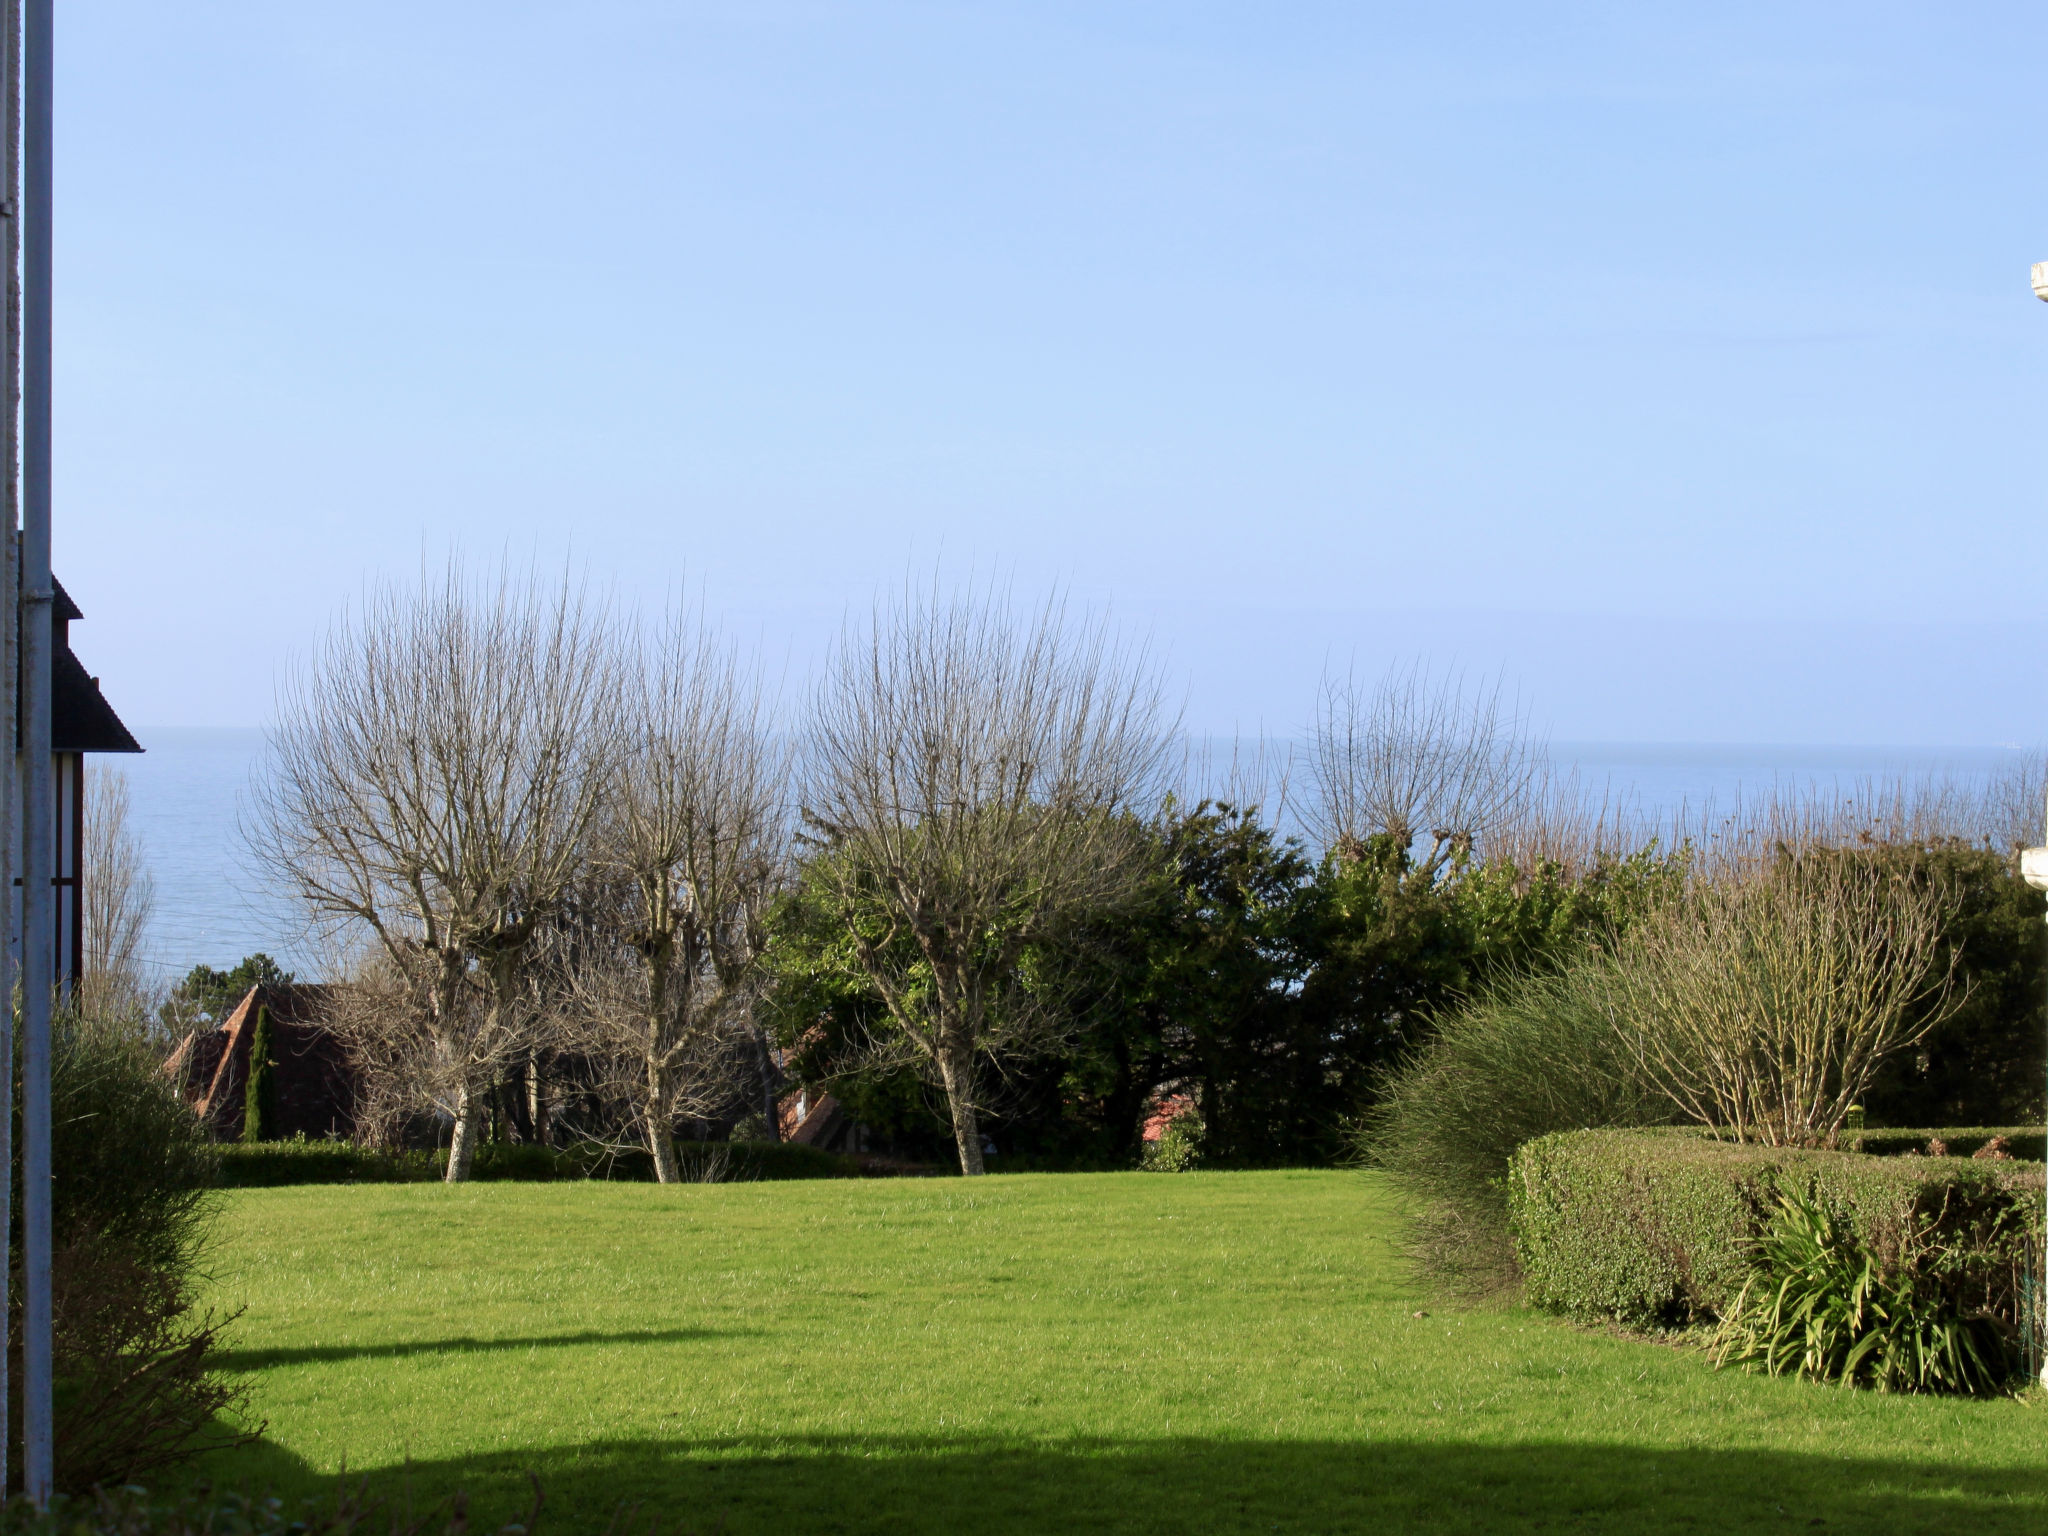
[1857,842,2047,1127]
[1357,957,1675,1294]
[215,1138,861,1187]
[1141,1107,1205,1172]
[1607,850,1957,1147]
[1508,1129,2042,1381]
[215,1138,423,1187]
[687,1139,857,1182]
[1847,1126,2046,1162]
[1712,1187,2009,1394]
[42,1017,245,1489]
[538,1140,858,1183]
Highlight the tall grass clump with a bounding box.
[1359,955,1674,1296]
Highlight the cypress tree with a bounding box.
[242,1003,278,1143]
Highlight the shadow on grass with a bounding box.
[212,1329,740,1372]
[199,1428,2048,1536]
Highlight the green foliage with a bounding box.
[1508,1130,2044,1355]
[214,1138,411,1187]
[765,801,1691,1170]
[163,954,294,1030]
[1856,843,2046,1127]
[41,1017,239,1489]
[759,854,965,1166]
[241,1005,277,1144]
[1024,801,1315,1167]
[764,814,2048,1173]
[50,1019,220,1278]
[1140,1106,1205,1171]
[1098,825,1683,1166]
[1357,956,1677,1293]
[214,1137,861,1187]
[1847,1127,2047,1161]
[1713,1188,2010,1394]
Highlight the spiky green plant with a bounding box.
[1714,1187,2010,1395]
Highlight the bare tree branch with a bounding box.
[245,560,618,1178]
[79,764,155,1023]
[800,581,1175,1174]
[566,611,788,1180]
[1305,662,1538,877]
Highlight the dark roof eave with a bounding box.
[51,644,142,753]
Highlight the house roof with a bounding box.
[54,643,141,752]
[36,573,142,754]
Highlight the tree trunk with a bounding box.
[447,1081,480,1182]
[936,1041,984,1176]
[526,1048,549,1147]
[646,1054,681,1183]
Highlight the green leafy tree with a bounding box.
[165,953,293,1030]
[765,800,1691,1169]
[1850,842,2045,1126]
[796,589,1170,1175]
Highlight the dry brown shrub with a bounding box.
[1609,850,1960,1147]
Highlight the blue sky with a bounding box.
[52,3,2048,743]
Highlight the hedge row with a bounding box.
[1845,1126,2045,1162]
[214,1137,861,1186]
[1507,1129,2044,1332]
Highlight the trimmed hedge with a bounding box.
[1626,1123,2046,1162]
[1846,1126,2045,1162]
[214,1140,405,1186]
[1508,1129,2043,1332]
[215,1138,860,1187]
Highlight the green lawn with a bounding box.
[196,1171,2047,1534]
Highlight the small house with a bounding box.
[13,574,142,993]
[165,982,357,1140]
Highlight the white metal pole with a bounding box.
[19,0,51,1500]
[0,0,22,1496]
[2034,261,2048,1391]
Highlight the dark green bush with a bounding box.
[41,1018,243,1490]
[216,1138,860,1187]
[52,1020,219,1266]
[462,1139,859,1183]
[679,1140,857,1181]
[1508,1130,2042,1355]
[1856,842,2046,1127]
[215,1139,417,1187]
[1846,1126,2045,1162]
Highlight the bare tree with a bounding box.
[1304,663,1538,875]
[78,764,155,1022]
[247,563,617,1180]
[801,585,1173,1175]
[573,614,787,1182]
[1609,850,1958,1147]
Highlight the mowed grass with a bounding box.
[197,1172,2047,1534]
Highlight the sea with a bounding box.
[117,728,2039,987]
